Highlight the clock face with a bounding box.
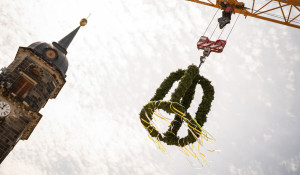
[45,49,57,59]
[0,101,11,117]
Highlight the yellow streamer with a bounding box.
[142,101,216,167]
[170,102,215,143]
[179,146,190,157]
[141,118,150,125]
[155,138,166,153]
[169,104,203,134]
[185,147,197,158]
[192,118,216,141]
[153,112,172,127]
[170,103,186,116]
[148,109,175,134]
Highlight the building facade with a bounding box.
[0,19,86,163]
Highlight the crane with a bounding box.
[187,0,300,29]
[189,0,300,67]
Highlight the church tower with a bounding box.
[0,18,87,163]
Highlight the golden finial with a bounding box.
[80,14,90,26]
[80,18,87,26]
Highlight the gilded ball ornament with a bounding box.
[80,18,88,26]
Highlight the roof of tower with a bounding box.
[27,18,87,76]
[54,26,80,54]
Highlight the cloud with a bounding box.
[281,153,300,173]
[263,133,272,142]
[1,0,300,175]
[229,161,264,175]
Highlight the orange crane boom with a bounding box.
[187,0,300,29]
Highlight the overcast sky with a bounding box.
[0,0,300,174]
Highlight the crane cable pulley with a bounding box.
[203,8,241,41]
[198,12,240,68]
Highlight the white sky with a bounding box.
[0,0,300,174]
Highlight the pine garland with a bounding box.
[139,65,214,147]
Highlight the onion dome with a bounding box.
[28,18,87,76]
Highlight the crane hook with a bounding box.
[199,47,211,68]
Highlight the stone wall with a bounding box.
[0,47,65,164]
[0,113,29,163]
[2,50,61,112]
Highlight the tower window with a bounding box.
[11,77,33,98]
[31,68,41,76]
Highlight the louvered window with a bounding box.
[11,77,33,97]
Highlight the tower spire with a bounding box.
[53,18,87,54]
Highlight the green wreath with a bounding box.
[139,65,214,147]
